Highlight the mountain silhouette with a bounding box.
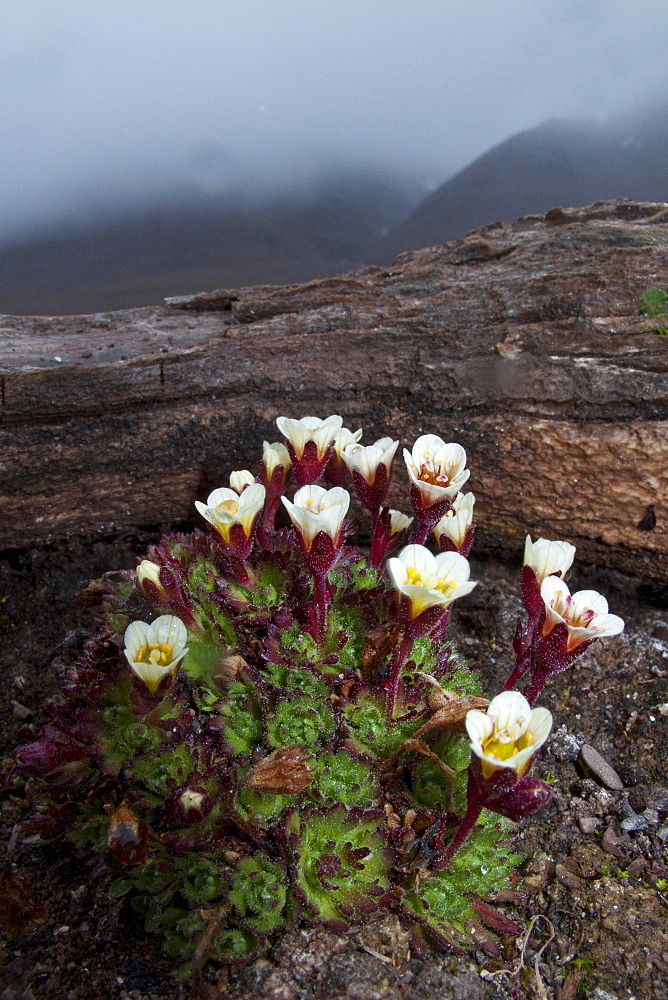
[370,107,668,261]
[4,105,668,316]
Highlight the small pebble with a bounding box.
[579,744,624,790]
[626,857,646,876]
[549,724,584,762]
[620,812,649,832]
[555,862,586,889]
[601,825,632,857]
[11,699,32,719]
[578,816,599,834]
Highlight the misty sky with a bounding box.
[3,0,668,235]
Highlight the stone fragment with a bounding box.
[627,783,668,813]
[579,744,624,790]
[601,825,633,858]
[549,725,584,762]
[626,857,646,876]
[578,816,599,834]
[522,857,554,892]
[11,699,32,719]
[620,812,649,833]
[2,200,668,587]
[555,863,586,889]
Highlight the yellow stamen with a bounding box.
[482,730,533,761]
[135,641,173,665]
[217,499,239,514]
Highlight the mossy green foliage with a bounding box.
[405,812,522,948]
[311,751,376,807]
[343,692,423,756]
[290,805,391,925]
[639,287,668,333]
[411,735,473,813]
[219,677,263,754]
[228,855,288,934]
[639,287,668,317]
[98,676,179,776]
[21,526,525,971]
[128,743,194,799]
[266,696,335,748]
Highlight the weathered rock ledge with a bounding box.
[1,199,666,578]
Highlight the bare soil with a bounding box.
[1,532,667,1000]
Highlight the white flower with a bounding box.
[136,559,165,594]
[281,485,350,549]
[332,426,363,457]
[540,577,624,650]
[524,535,576,583]
[262,440,291,476]
[195,483,266,543]
[466,691,552,779]
[341,437,399,484]
[386,544,476,617]
[389,509,413,537]
[433,492,475,548]
[229,469,256,494]
[403,434,470,504]
[276,414,343,460]
[124,615,189,693]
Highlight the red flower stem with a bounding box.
[432,797,484,872]
[312,572,330,645]
[499,646,532,692]
[384,635,414,723]
[413,520,431,545]
[263,495,282,532]
[522,670,548,706]
[370,513,387,568]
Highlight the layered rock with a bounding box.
[1,199,666,579]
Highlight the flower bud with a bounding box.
[433,492,475,551]
[229,470,256,494]
[136,559,166,595]
[523,535,576,583]
[262,440,291,480]
[176,787,212,823]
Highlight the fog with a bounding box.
[2,0,668,236]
